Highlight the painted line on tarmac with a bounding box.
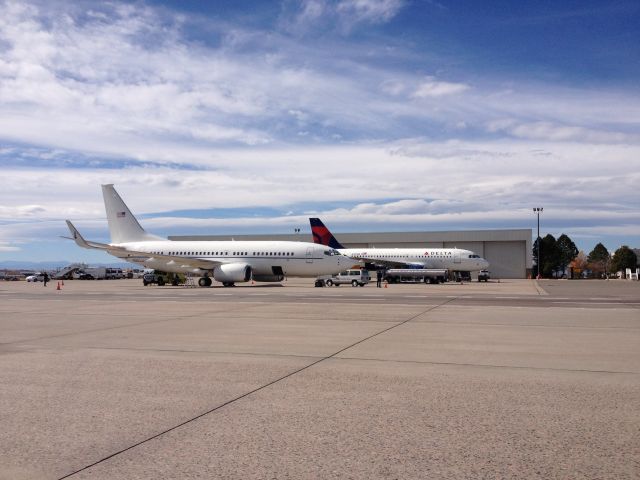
[552,301,630,305]
[334,355,640,375]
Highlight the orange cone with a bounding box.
[384,282,387,288]
[56,282,61,290]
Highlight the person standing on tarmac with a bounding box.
[43,271,49,287]
[376,269,383,288]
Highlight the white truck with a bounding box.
[73,266,107,280]
[317,269,371,287]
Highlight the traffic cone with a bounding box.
[56,282,61,290]
[384,282,387,288]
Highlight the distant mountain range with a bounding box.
[0,260,139,271]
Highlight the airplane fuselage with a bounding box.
[340,247,489,272]
[110,240,353,277]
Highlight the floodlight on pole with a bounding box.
[533,207,543,279]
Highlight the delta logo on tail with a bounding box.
[309,218,344,249]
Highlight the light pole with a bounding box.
[533,207,543,279]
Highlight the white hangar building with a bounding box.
[172,229,533,279]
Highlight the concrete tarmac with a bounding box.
[0,278,638,479]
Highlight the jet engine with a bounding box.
[213,263,252,283]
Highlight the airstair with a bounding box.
[54,263,87,280]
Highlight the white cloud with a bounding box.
[380,79,405,96]
[282,0,404,34]
[412,77,470,97]
[0,242,21,252]
[1,1,638,163]
[1,139,638,228]
[487,120,637,144]
[336,0,405,25]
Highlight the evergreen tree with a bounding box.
[533,234,561,278]
[587,243,610,277]
[541,234,560,277]
[556,234,578,276]
[610,246,638,274]
[532,237,541,277]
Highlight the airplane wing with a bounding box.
[64,220,221,271]
[104,246,221,271]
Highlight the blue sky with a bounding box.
[0,0,639,264]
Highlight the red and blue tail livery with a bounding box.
[309,218,344,249]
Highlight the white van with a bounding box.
[324,269,370,287]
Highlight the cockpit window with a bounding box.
[324,249,341,256]
[468,254,480,258]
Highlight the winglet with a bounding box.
[65,220,112,250]
[309,218,344,249]
[65,220,91,249]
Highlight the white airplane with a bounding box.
[65,185,352,287]
[310,218,489,272]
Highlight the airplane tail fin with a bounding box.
[309,218,344,249]
[101,184,162,244]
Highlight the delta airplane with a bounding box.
[65,185,352,287]
[310,218,489,272]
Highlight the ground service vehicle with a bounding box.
[384,268,447,284]
[79,267,106,280]
[323,269,370,287]
[143,272,181,286]
[105,267,125,279]
[478,270,490,282]
[143,273,165,286]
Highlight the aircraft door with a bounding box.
[454,252,461,264]
[306,247,313,263]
